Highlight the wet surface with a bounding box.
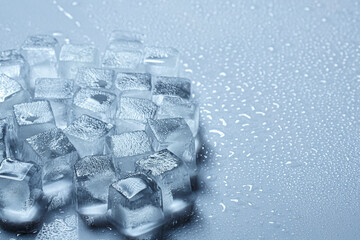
[0,0,360,239]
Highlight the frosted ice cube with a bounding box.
[115,97,157,134]
[151,76,191,105]
[106,131,153,174]
[75,67,115,90]
[23,128,78,210]
[64,115,114,157]
[144,46,179,76]
[102,31,144,70]
[146,118,196,172]
[74,155,116,226]
[72,88,117,123]
[107,173,164,238]
[34,78,74,129]
[0,74,30,117]
[115,72,151,99]
[59,44,98,79]
[135,150,192,214]
[156,96,200,136]
[21,35,59,90]
[12,101,56,148]
[0,49,28,88]
[0,158,46,232]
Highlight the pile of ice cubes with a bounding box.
[0,31,200,238]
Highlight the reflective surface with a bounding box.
[0,0,359,239]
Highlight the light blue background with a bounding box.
[0,0,359,239]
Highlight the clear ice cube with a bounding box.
[151,76,191,105]
[74,155,116,226]
[34,78,74,129]
[115,72,152,99]
[156,96,200,136]
[0,119,7,159]
[75,67,115,90]
[106,131,153,174]
[12,101,56,153]
[102,30,144,70]
[64,115,114,158]
[0,49,28,89]
[21,35,59,91]
[0,158,46,232]
[107,173,164,238]
[72,88,117,123]
[0,74,30,117]
[23,128,78,210]
[59,44,98,79]
[144,46,179,77]
[135,149,192,215]
[146,118,196,172]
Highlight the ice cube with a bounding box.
[102,30,144,70]
[34,78,74,129]
[0,158,46,232]
[108,30,144,45]
[115,97,157,134]
[115,72,152,99]
[12,101,56,155]
[107,173,164,238]
[59,44,98,79]
[0,49,28,88]
[146,118,196,172]
[64,115,114,157]
[135,150,192,216]
[0,74,30,117]
[144,46,179,77]
[0,119,7,159]
[156,96,200,136]
[75,67,115,90]
[152,76,191,105]
[21,35,59,91]
[106,131,153,174]
[72,88,117,123]
[74,155,116,226]
[23,128,78,210]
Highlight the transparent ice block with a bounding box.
[151,76,191,105]
[0,158,46,232]
[0,49,28,89]
[75,67,115,90]
[74,155,116,226]
[106,130,153,174]
[144,46,179,77]
[115,72,152,99]
[59,44,98,79]
[107,173,164,238]
[23,128,78,210]
[64,115,114,157]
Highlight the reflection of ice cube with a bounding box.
[106,131,153,174]
[0,49,28,89]
[0,74,30,117]
[151,76,191,105]
[23,128,78,210]
[146,118,196,172]
[21,35,59,91]
[75,67,115,90]
[135,150,192,214]
[64,115,113,157]
[0,158,46,232]
[34,78,74,129]
[156,96,200,136]
[144,46,179,77]
[107,173,164,238]
[59,44,98,79]
[115,72,151,99]
[74,155,116,226]
[102,31,144,71]
[73,88,117,123]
